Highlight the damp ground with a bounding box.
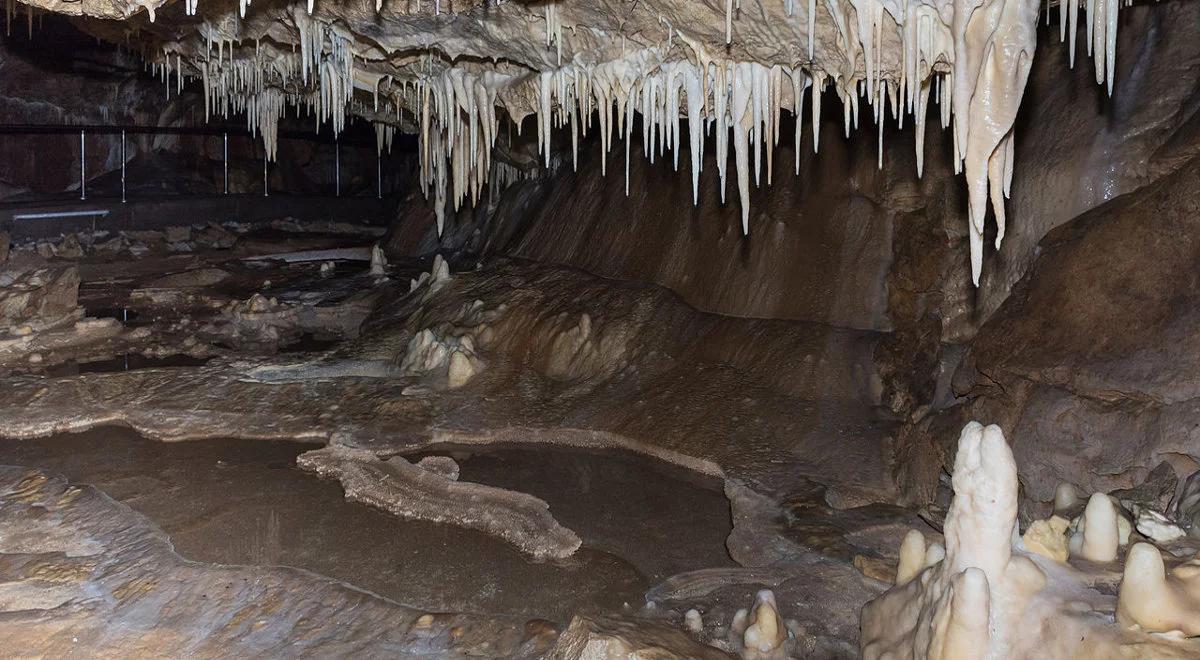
[0,427,735,622]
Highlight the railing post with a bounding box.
[120,129,126,203]
[79,129,86,201]
[262,147,269,197]
[223,132,229,194]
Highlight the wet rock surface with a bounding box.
[0,239,909,655]
[298,443,584,560]
[0,428,742,622]
[902,146,1200,508]
[0,463,551,657]
[0,255,897,505]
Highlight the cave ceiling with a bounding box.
[16,0,1123,280]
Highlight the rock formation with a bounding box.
[297,443,583,559]
[12,0,1141,285]
[2,0,1200,654]
[899,122,1200,509]
[862,421,1200,659]
[0,465,548,657]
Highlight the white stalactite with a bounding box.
[123,0,1125,285]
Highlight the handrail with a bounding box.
[0,124,391,200]
[0,123,380,147]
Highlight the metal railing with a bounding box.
[0,123,388,203]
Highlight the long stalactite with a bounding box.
[22,0,1126,284]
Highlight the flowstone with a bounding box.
[297,443,582,560]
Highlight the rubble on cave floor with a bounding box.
[0,218,401,375]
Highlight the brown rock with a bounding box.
[547,614,731,660]
[906,146,1200,505]
[853,555,897,583]
[0,265,80,327]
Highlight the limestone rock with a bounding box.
[1136,509,1186,545]
[297,444,581,560]
[1022,516,1070,563]
[1117,543,1200,636]
[1175,471,1200,538]
[164,225,191,242]
[853,555,897,584]
[415,455,460,481]
[547,614,729,660]
[446,349,478,388]
[1113,462,1181,513]
[0,265,80,328]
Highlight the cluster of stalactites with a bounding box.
[190,14,355,161]
[148,46,188,99]
[1054,0,1124,94]
[375,122,396,154]
[175,0,512,20]
[412,69,506,235]
[411,0,963,275]
[405,48,953,241]
[511,0,1124,285]
[135,0,1124,286]
[6,0,41,39]
[180,0,321,19]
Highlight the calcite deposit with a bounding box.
[18,0,1132,283]
[297,443,583,559]
[862,422,1200,659]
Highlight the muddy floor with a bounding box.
[0,427,734,622]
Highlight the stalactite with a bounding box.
[109,0,1123,284]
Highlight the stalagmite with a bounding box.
[862,422,1023,659]
[895,529,927,585]
[1072,492,1119,563]
[730,589,790,659]
[369,244,387,276]
[1054,482,1083,515]
[1117,543,1200,636]
[684,608,703,635]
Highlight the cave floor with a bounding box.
[0,220,924,656]
[0,427,734,622]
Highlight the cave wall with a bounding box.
[977,0,1200,320]
[887,0,1200,505]
[484,112,927,332]
[899,133,1200,508]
